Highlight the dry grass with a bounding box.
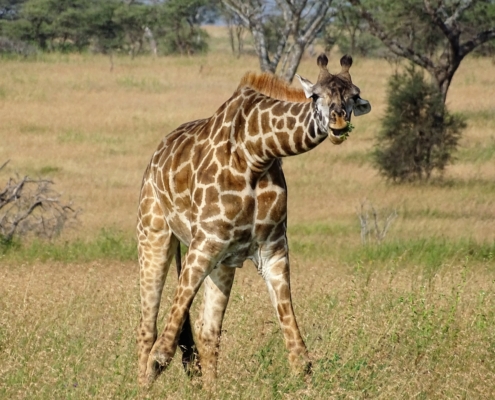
[1,28,495,398]
[1,260,494,399]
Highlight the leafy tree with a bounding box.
[86,1,123,52]
[0,0,25,20]
[350,0,495,102]
[11,0,56,49]
[323,3,383,57]
[152,0,212,55]
[374,67,465,182]
[114,2,151,57]
[0,0,213,56]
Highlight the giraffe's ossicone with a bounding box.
[136,54,371,388]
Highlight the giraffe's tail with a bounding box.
[175,242,201,377]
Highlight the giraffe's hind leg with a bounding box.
[175,243,201,377]
[136,182,178,387]
[195,264,236,386]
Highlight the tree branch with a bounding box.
[460,28,495,57]
[350,0,436,72]
[423,0,460,46]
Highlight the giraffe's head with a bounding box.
[296,54,371,145]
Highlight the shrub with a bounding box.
[373,67,466,182]
[0,161,79,249]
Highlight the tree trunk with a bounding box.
[280,42,305,83]
[144,27,157,57]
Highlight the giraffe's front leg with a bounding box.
[146,247,216,380]
[195,264,236,387]
[262,249,311,375]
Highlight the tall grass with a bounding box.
[1,258,494,399]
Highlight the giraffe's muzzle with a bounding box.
[328,114,351,145]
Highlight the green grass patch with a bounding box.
[19,124,48,134]
[289,221,352,237]
[346,237,495,269]
[0,229,137,263]
[116,76,168,93]
[457,136,495,164]
[39,165,61,175]
[288,222,353,260]
[57,129,86,144]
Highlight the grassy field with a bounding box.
[1,27,495,398]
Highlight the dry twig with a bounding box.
[357,198,397,245]
[0,162,79,243]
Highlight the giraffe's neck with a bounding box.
[238,89,327,170]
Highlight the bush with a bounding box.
[373,67,466,182]
[0,36,37,56]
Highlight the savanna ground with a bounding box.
[1,27,495,398]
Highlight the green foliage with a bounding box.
[323,4,385,57]
[362,0,448,58]
[373,67,466,182]
[152,0,211,55]
[0,0,213,55]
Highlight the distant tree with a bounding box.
[84,1,125,68]
[350,0,495,102]
[152,0,212,55]
[222,0,333,82]
[113,2,150,57]
[52,0,93,51]
[374,67,466,182]
[220,4,246,57]
[10,0,56,49]
[0,0,25,20]
[0,0,93,51]
[0,0,213,57]
[323,3,383,57]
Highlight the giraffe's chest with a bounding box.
[205,164,289,266]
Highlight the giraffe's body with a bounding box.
[137,54,370,387]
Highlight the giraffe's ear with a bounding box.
[295,74,314,98]
[353,97,371,116]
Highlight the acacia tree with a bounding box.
[349,0,495,102]
[222,0,332,82]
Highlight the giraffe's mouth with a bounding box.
[328,117,352,145]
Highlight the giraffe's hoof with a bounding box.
[289,353,312,376]
[145,351,170,383]
[138,373,151,388]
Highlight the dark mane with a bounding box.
[237,72,310,103]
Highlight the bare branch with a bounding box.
[445,0,473,29]
[0,159,9,172]
[357,199,397,245]
[0,165,80,243]
[224,0,333,81]
[423,0,460,47]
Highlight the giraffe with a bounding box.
[136,53,371,387]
